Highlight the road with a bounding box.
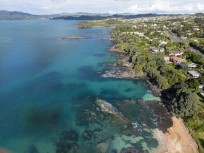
[164,31,184,42]
[164,30,204,56]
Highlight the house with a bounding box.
[188,71,200,78]
[179,63,188,70]
[170,56,186,63]
[164,57,170,62]
[199,93,204,98]
[158,42,167,51]
[159,47,165,52]
[199,85,204,89]
[166,50,185,56]
[160,41,168,45]
[150,47,159,53]
[179,63,197,69]
[192,26,200,31]
[188,63,197,68]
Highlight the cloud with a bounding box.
[0,0,204,14]
[125,0,204,14]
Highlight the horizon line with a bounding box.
[1,9,204,16]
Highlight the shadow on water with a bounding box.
[24,71,64,93]
[22,105,65,134]
[24,144,39,153]
[77,65,107,81]
[64,82,87,92]
[99,88,120,98]
[9,71,87,101]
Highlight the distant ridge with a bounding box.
[0,10,159,20]
[0,10,203,20]
[51,13,159,20]
[0,10,37,20]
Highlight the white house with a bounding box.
[160,41,168,45]
[166,50,185,56]
[164,57,170,62]
[188,63,197,68]
[199,85,204,89]
[150,47,159,53]
[188,71,200,78]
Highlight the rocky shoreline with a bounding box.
[110,45,126,53]
[104,47,161,97]
[108,46,199,153]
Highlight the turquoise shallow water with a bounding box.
[0,20,171,153]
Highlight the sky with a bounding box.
[0,0,204,15]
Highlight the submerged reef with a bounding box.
[55,129,79,153]
[24,145,39,153]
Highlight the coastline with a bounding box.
[109,47,199,153]
[110,45,126,53]
[154,117,199,153]
[109,46,162,96]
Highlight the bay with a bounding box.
[0,20,171,153]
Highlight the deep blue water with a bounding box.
[0,20,169,153]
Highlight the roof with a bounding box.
[160,41,168,45]
[188,71,200,76]
[170,56,183,61]
[150,47,158,51]
[167,50,185,54]
[188,63,197,67]
[164,56,170,60]
[180,63,188,69]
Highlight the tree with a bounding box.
[171,86,199,118]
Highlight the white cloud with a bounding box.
[0,0,204,14]
[125,0,204,14]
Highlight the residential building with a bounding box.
[170,56,186,63]
[199,93,204,98]
[160,41,168,45]
[150,47,159,53]
[166,50,185,56]
[188,63,197,68]
[164,56,170,62]
[188,71,200,78]
[199,85,204,89]
[179,63,188,70]
[159,47,165,52]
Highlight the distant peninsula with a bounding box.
[0,10,203,21]
[0,10,166,20]
[62,36,86,40]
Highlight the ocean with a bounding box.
[0,20,171,153]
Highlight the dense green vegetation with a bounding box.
[190,38,204,54]
[78,15,204,152]
[171,17,204,54]
[77,19,122,28]
[110,22,204,152]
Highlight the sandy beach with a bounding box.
[154,116,199,153]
